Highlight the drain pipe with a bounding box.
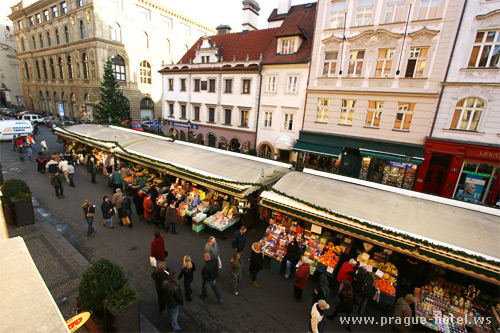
[254,63,263,153]
[430,0,468,137]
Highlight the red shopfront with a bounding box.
[414,139,500,207]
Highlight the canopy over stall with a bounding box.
[56,124,291,197]
[260,172,500,284]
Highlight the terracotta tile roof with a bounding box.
[178,28,279,64]
[160,64,259,73]
[262,2,317,65]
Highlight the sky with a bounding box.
[163,0,316,32]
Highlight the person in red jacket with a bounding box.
[336,259,357,299]
[293,256,310,302]
[151,231,166,262]
[143,193,155,224]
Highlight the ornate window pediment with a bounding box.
[476,9,500,29]
[322,35,343,49]
[408,27,440,43]
[348,29,403,47]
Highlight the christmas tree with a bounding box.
[94,59,129,124]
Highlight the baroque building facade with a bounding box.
[8,0,215,121]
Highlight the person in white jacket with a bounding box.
[58,158,69,182]
[309,299,330,333]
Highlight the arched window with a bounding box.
[80,20,85,39]
[451,97,485,131]
[50,58,56,79]
[111,55,126,81]
[140,31,148,49]
[84,93,93,120]
[42,59,48,79]
[139,61,151,84]
[32,36,36,49]
[165,38,171,55]
[55,29,60,44]
[24,61,30,80]
[53,91,58,103]
[140,97,154,121]
[39,34,44,48]
[61,92,69,117]
[259,144,273,159]
[46,31,51,46]
[110,22,121,42]
[35,60,41,79]
[207,133,216,147]
[70,93,76,119]
[67,55,73,79]
[82,53,89,79]
[64,26,70,43]
[58,57,64,79]
[46,91,50,100]
[46,91,53,114]
[20,38,25,52]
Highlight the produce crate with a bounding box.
[192,223,205,233]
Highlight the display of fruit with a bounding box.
[376,279,396,296]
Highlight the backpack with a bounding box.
[360,273,374,297]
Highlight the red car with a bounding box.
[43,116,57,126]
[121,120,143,131]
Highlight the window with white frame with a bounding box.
[43,9,49,21]
[194,79,200,92]
[365,101,384,127]
[139,61,151,84]
[405,47,429,78]
[168,103,174,117]
[375,48,395,77]
[394,102,414,130]
[263,112,273,128]
[29,16,34,26]
[355,0,373,26]
[194,106,200,121]
[280,38,295,54]
[347,50,365,77]
[110,22,121,42]
[286,76,298,93]
[283,113,294,131]
[316,98,330,122]
[180,79,186,91]
[339,100,355,125]
[208,107,215,122]
[468,30,500,68]
[180,104,186,119]
[76,0,83,8]
[224,108,232,125]
[417,0,439,20]
[330,1,346,29]
[80,20,86,39]
[52,6,59,18]
[209,79,216,92]
[242,79,251,94]
[224,79,232,93]
[168,78,173,91]
[111,55,125,81]
[61,2,67,14]
[450,98,484,131]
[384,0,405,23]
[240,110,249,127]
[323,52,338,77]
[36,13,41,24]
[266,76,277,92]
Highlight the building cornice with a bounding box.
[306,89,439,98]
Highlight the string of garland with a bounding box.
[269,188,500,268]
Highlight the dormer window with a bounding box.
[280,38,295,54]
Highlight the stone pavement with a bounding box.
[1,125,402,332]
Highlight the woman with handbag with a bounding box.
[82,199,97,237]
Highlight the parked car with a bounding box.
[57,120,76,126]
[43,116,57,126]
[21,114,44,125]
[140,123,160,133]
[130,121,144,132]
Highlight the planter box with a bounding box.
[104,300,140,332]
[2,202,15,225]
[14,198,35,226]
[85,315,103,333]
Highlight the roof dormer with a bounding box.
[193,36,219,64]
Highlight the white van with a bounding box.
[22,114,44,124]
[0,120,33,141]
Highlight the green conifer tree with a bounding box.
[94,59,129,124]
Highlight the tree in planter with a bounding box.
[93,59,129,125]
[1,178,34,226]
[2,178,31,201]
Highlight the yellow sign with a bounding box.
[66,312,90,332]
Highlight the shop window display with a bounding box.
[304,153,340,174]
[381,161,418,189]
[454,161,499,205]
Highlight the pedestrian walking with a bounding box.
[111,169,123,192]
[230,252,242,295]
[33,123,40,135]
[82,199,97,237]
[200,252,223,304]
[112,188,124,225]
[284,237,301,279]
[50,171,64,198]
[67,163,76,187]
[164,201,178,234]
[121,193,133,228]
[161,272,184,331]
[353,266,374,315]
[232,226,247,253]
[178,255,196,302]
[26,144,34,161]
[143,193,155,225]
[312,273,331,305]
[151,261,169,314]
[391,294,415,332]
[87,157,98,183]
[17,143,25,162]
[59,158,69,182]
[12,135,17,151]
[101,196,115,228]
[40,139,48,155]
[133,189,145,220]
[248,240,265,288]
[151,231,167,262]
[326,279,354,331]
[46,157,59,174]
[35,152,47,173]
[293,256,311,302]
[309,300,330,333]
[204,236,220,267]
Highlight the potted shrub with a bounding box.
[104,284,139,332]
[1,178,34,226]
[77,257,139,332]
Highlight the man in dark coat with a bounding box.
[164,201,178,234]
[200,253,223,303]
[232,226,247,253]
[87,157,98,183]
[50,172,64,198]
[161,272,184,331]
[121,193,133,228]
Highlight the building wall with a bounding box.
[0,15,23,107]
[9,0,215,120]
[257,63,308,159]
[304,0,463,146]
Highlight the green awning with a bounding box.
[360,149,424,165]
[293,141,342,157]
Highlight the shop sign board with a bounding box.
[167,121,198,130]
[58,104,64,117]
[66,312,90,332]
[387,161,417,169]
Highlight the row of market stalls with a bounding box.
[56,125,500,332]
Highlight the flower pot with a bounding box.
[13,198,35,226]
[104,300,140,332]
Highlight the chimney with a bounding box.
[277,0,292,15]
[242,0,260,31]
[216,24,232,35]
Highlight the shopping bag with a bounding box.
[217,256,222,269]
[150,256,157,267]
[122,216,131,225]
